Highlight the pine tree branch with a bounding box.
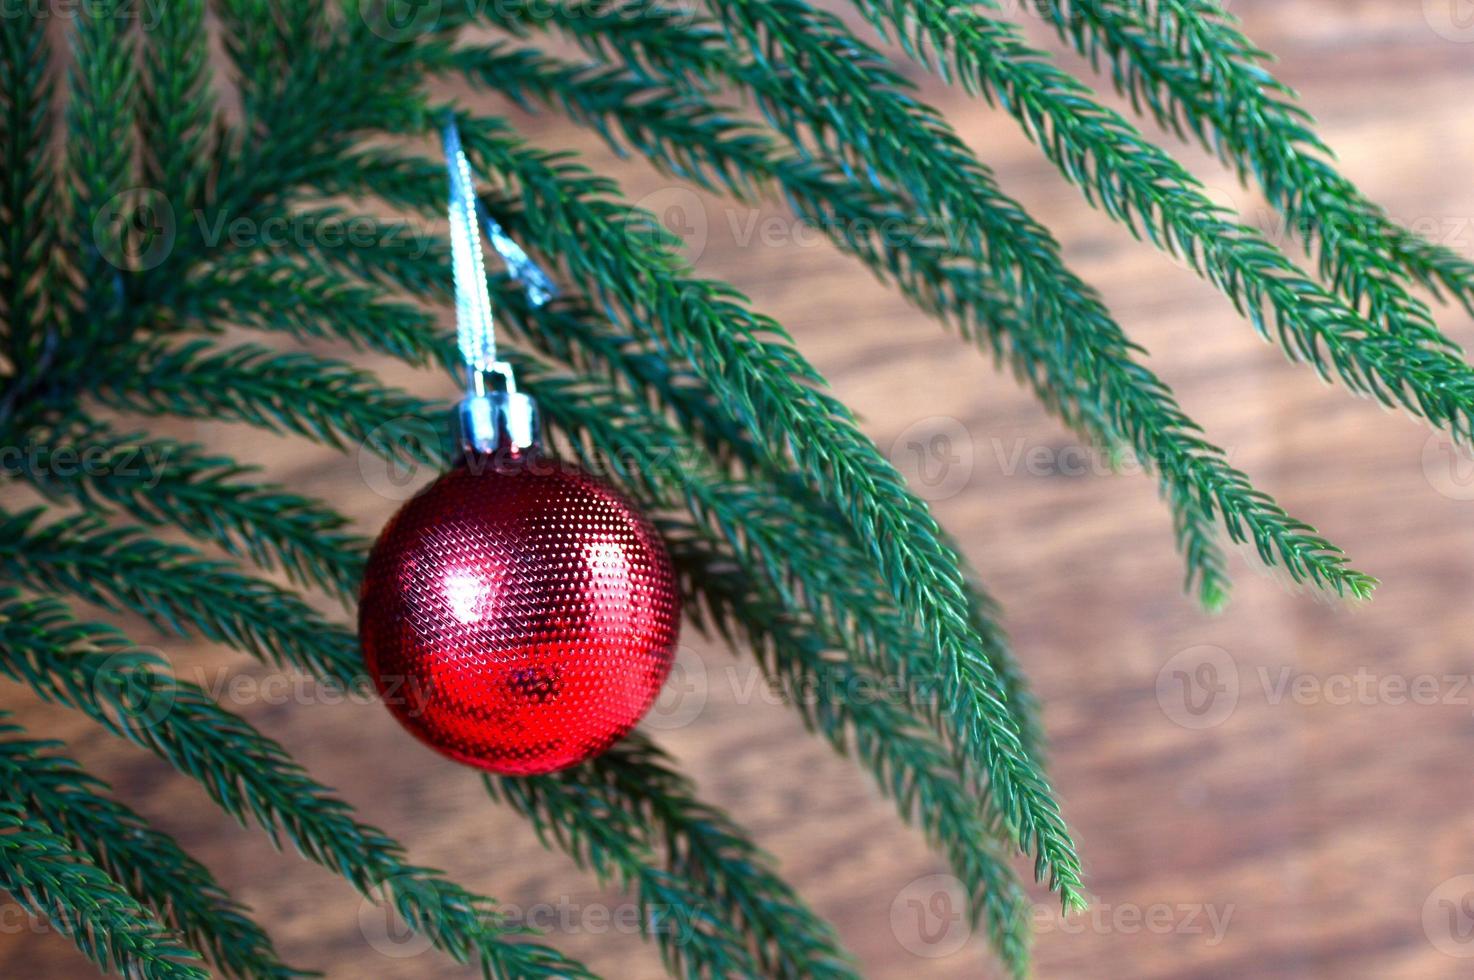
[271,206,1051,754]
[846,0,1474,457]
[661,0,1367,599]
[183,255,443,367]
[94,339,447,467]
[17,5,460,450]
[1043,0,1474,319]
[214,0,284,105]
[511,354,1031,804]
[442,37,1233,609]
[0,11,58,383]
[495,278,786,480]
[226,131,1073,896]
[661,527,1033,977]
[16,414,368,601]
[123,1,447,350]
[0,801,207,979]
[466,6,1361,606]
[574,735,858,979]
[227,0,379,79]
[486,769,765,979]
[201,1,452,259]
[0,592,596,980]
[0,507,362,682]
[0,720,306,979]
[38,243,1025,970]
[288,205,451,301]
[213,0,326,109]
[64,0,137,325]
[139,0,215,211]
[30,1,416,434]
[200,196,1063,894]
[1,494,836,976]
[476,0,735,87]
[460,110,1091,906]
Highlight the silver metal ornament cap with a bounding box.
[459,362,539,454]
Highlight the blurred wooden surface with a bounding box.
[7,1,1474,977]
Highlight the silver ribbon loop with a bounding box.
[442,118,499,376]
[441,117,550,453]
[479,199,557,309]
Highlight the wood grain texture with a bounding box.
[6,1,1474,976]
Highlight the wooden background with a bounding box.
[6,1,1474,976]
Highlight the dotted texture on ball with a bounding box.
[359,457,680,775]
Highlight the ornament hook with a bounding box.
[441,116,551,454]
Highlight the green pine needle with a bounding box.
[96,338,447,466]
[0,720,307,978]
[443,36,1236,610]
[0,507,363,681]
[139,0,215,210]
[0,12,58,384]
[664,527,1034,978]
[0,592,596,980]
[183,256,443,367]
[566,735,859,979]
[1044,0,1474,320]
[65,0,137,318]
[0,801,208,979]
[18,414,368,601]
[486,771,766,979]
[847,0,1474,498]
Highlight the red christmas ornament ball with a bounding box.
[359,453,681,775]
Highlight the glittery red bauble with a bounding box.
[358,453,680,775]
